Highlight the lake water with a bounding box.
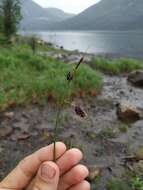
[21,31,143,59]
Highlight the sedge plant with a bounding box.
[53,56,87,161]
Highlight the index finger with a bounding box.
[0,142,66,189]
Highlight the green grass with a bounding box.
[12,35,69,54]
[118,123,129,133]
[0,44,103,110]
[100,127,119,138]
[107,178,130,190]
[107,176,143,190]
[131,177,143,190]
[0,33,8,45]
[91,58,143,75]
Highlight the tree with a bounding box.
[0,0,22,38]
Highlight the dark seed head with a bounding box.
[75,106,87,118]
[75,57,84,70]
[67,71,73,81]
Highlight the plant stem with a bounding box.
[53,56,84,162]
[53,106,61,162]
[53,82,71,162]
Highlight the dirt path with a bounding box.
[0,75,143,189]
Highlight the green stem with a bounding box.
[53,75,75,162]
[53,106,61,162]
[53,57,84,162]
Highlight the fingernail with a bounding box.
[41,164,56,180]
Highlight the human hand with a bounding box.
[0,142,90,190]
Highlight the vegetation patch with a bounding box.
[100,127,119,138]
[91,58,143,75]
[107,176,143,190]
[107,178,130,190]
[118,123,129,133]
[0,45,103,110]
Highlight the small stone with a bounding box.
[13,118,29,133]
[53,53,63,60]
[88,165,102,181]
[0,126,13,137]
[133,160,143,172]
[75,106,87,118]
[4,112,14,119]
[11,131,31,141]
[17,133,31,141]
[128,70,143,87]
[116,102,142,123]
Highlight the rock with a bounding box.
[65,54,83,64]
[53,53,63,60]
[116,102,142,123]
[128,70,143,87]
[83,56,93,63]
[60,46,64,50]
[88,165,102,181]
[11,131,31,141]
[16,133,31,141]
[4,112,14,119]
[0,126,13,137]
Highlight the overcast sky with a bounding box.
[33,0,101,14]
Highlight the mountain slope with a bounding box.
[48,0,143,30]
[20,0,75,30]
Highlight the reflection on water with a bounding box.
[21,30,143,58]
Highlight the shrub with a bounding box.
[91,58,143,74]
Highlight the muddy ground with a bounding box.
[0,74,143,190]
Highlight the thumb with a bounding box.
[27,161,60,190]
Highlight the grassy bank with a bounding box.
[1,35,143,110]
[106,176,143,190]
[91,58,143,74]
[0,44,102,110]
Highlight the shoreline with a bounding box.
[20,31,143,60]
[43,40,143,60]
